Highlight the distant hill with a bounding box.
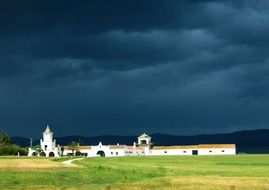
[11,129,269,153]
[11,136,32,147]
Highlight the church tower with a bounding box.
[28,125,59,157]
[40,125,56,151]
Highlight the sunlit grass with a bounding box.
[0,155,269,189]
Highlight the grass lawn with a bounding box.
[0,155,269,189]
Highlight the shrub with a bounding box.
[0,131,11,145]
[0,144,28,156]
[75,150,82,156]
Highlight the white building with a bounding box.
[138,133,152,146]
[28,125,60,157]
[29,128,236,157]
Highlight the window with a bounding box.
[183,151,186,153]
[164,151,167,153]
[222,150,225,152]
[116,152,118,155]
[45,145,48,150]
[140,140,147,144]
[209,150,212,153]
[111,152,113,155]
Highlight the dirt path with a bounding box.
[62,157,85,166]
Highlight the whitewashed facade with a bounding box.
[28,125,60,157]
[29,128,236,157]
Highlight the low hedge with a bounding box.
[0,144,28,156]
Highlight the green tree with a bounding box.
[61,146,64,156]
[0,144,28,156]
[0,131,27,156]
[75,150,82,156]
[32,145,41,153]
[78,138,84,146]
[69,141,78,146]
[69,141,78,156]
[0,131,11,145]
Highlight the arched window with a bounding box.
[49,152,55,157]
[40,152,46,157]
[32,152,37,156]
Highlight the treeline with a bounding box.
[0,131,28,156]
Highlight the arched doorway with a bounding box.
[40,152,46,157]
[97,151,105,157]
[32,152,37,156]
[49,152,55,157]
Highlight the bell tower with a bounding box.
[40,125,56,151]
[28,125,59,157]
[137,132,152,146]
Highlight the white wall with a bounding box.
[40,139,56,151]
[125,149,145,156]
[150,148,236,156]
[150,149,193,156]
[198,148,236,155]
[43,133,52,142]
[28,148,36,156]
[108,149,125,157]
[28,148,59,157]
[48,147,237,157]
[40,132,56,152]
[90,144,111,157]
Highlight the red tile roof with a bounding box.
[63,146,91,150]
[109,145,126,149]
[152,145,198,150]
[126,146,144,150]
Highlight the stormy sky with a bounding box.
[1,0,269,138]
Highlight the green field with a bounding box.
[0,155,269,190]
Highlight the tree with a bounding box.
[61,146,64,156]
[0,131,11,145]
[32,145,41,154]
[75,150,82,156]
[78,138,84,146]
[69,141,78,146]
[0,144,27,156]
[69,141,78,156]
[0,131,27,156]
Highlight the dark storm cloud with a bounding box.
[0,0,184,36]
[1,0,269,137]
